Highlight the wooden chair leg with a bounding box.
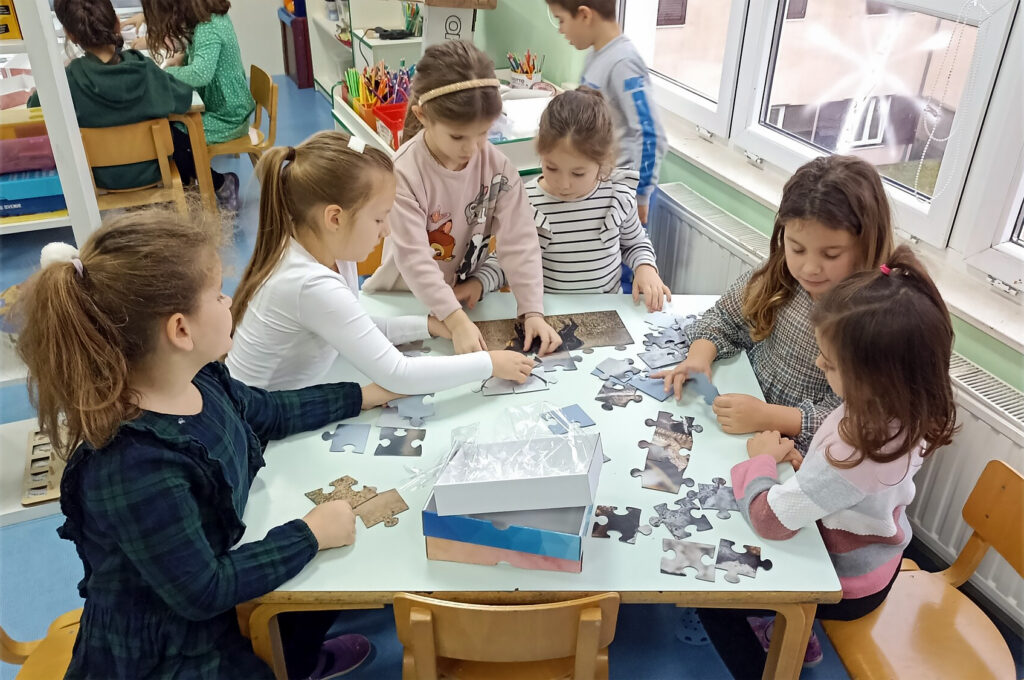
[248,152,261,167]
[764,603,815,680]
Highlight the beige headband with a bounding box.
[418,78,501,105]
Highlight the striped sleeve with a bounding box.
[610,179,658,272]
[474,252,505,294]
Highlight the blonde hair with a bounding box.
[741,155,894,341]
[14,210,224,458]
[231,131,393,331]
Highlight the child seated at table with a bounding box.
[701,246,957,674]
[226,131,535,392]
[27,0,194,191]
[13,210,396,679]
[656,156,895,452]
[527,87,670,310]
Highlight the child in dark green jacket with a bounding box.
[27,0,195,191]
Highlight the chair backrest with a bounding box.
[249,64,278,149]
[962,459,1024,578]
[80,119,176,189]
[393,592,619,677]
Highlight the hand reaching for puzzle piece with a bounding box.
[303,500,357,550]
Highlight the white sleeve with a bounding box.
[298,275,492,394]
[369,315,430,346]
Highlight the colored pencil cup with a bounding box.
[374,102,408,150]
[509,72,543,89]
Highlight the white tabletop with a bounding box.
[239,293,841,602]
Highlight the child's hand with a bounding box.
[653,356,713,401]
[164,51,185,67]
[360,383,403,410]
[780,448,804,471]
[488,350,535,382]
[638,204,649,225]
[120,12,145,30]
[632,264,672,313]
[523,315,562,356]
[453,278,484,310]
[427,315,452,339]
[747,430,798,462]
[303,500,357,550]
[713,393,769,434]
[451,321,487,354]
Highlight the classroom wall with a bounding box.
[476,2,585,88]
[229,0,285,78]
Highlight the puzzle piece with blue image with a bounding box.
[638,347,685,370]
[373,427,426,456]
[689,373,720,405]
[542,403,596,435]
[392,394,435,427]
[321,423,371,453]
[625,371,671,402]
[536,351,583,372]
[591,357,642,382]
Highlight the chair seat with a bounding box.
[823,571,1016,680]
[16,624,78,679]
[207,127,266,157]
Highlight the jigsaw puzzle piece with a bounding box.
[591,357,641,382]
[591,505,644,544]
[594,379,643,411]
[715,539,773,583]
[644,411,703,451]
[354,488,409,528]
[697,477,740,519]
[638,347,685,370]
[660,538,716,581]
[536,351,583,372]
[376,407,412,429]
[320,423,371,453]
[632,442,695,492]
[395,340,431,357]
[392,394,435,427]
[479,376,519,396]
[648,493,713,540]
[689,373,720,405]
[625,371,671,402]
[304,475,378,507]
[373,427,426,456]
[645,311,681,330]
[643,328,684,349]
[542,403,596,435]
[515,368,551,394]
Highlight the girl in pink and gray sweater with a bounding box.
[703,245,957,675]
[362,41,562,357]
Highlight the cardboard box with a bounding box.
[432,432,603,516]
[422,492,589,561]
[426,536,582,573]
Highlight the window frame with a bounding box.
[621,0,749,138]
[730,0,1018,248]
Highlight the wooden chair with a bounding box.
[0,608,81,679]
[80,119,187,215]
[823,459,1021,680]
[357,240,385,276]
[393,592,620,680]
[207,64,278,167]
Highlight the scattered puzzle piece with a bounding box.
[374,427,426,456]
[353,488,409,528]
[478,369,553,396]
[304,475,378,507]
[697,477,740,519]
[660,538,716,582]
[648,494,713,540]
[321,423,372,453]
[643,328,684,349]
[377,407,413,429]
[632,442,695,493]
[591,505,644,544]
[392,394,435,427]
[645,311,681,330]
[689,373,720,405]
[638,347,685,370]
[625,371,671,402]
[542,404,596,435]
[536,351,583,372]
[591,357,641,382]
[396,340,431,357]
[715,539,773,583]
[594,379,643,411]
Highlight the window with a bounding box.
[786,0,808,20]
[1012,206,1024,248]
[657,0,687,26]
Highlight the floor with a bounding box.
[0,75,1018,680]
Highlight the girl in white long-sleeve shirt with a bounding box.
[226,131,534,393]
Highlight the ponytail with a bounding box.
[232,131,393,331]
[54,0,125,52]
[13,210,223,458]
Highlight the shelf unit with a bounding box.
[3,0,100,245]
[307,0,355,99]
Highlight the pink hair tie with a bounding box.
[880,264,892,276]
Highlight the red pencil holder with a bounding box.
[374,102,408,151]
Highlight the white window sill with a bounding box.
[658,108,1024,354]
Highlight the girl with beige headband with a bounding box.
[363,41,563,356]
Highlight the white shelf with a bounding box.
[0,39,26,55]
[0,418,61,527]
[331,93,396,159]
[353,31,422,49]
[0,211,71,234]
[311,12,352,51]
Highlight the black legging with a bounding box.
[170,125,225,190]
[697,564,900,680]
[277,610,341,679]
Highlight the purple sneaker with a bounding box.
[307,633,372,679]
[215,172,240,213]
[747,615,823,668]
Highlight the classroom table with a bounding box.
[238,293,842,680]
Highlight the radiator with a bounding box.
[652,182,1024,625]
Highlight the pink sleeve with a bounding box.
[731,455,798,541]
[493,160,544,317]
[389,166,462,321]
[731,454,779,500]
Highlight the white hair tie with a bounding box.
[347,135,366,154]
[41,242,84,277]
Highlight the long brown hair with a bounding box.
[232,131,393,331]
[55,0,124,52]
[742,155,893,341]
[141,0,231,58]
[812,245,957,467]
[537,87,616,174]
[13,210,224,459]
[404,41,503,140]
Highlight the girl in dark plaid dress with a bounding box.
[15,211,396,678]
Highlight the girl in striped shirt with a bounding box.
[702,245,957,674]
[526,88,671,311]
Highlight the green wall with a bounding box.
[478,2,1023,391]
